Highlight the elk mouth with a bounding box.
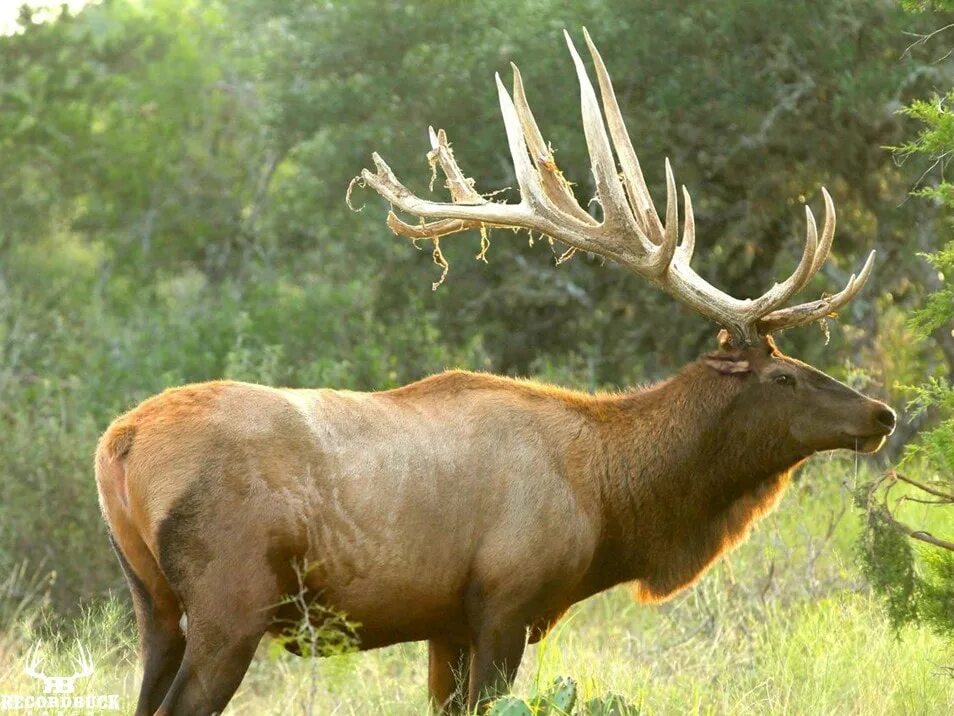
[843,406,895,453]
[845,433,888,454]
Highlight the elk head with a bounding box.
[703,332,895,456]
[359,29,894,454]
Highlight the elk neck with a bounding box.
[578,360,805,601]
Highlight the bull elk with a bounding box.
[97,30,896,715]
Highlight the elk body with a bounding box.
[97,31,895,715]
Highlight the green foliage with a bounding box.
[856,484,920,627]
[911,245,954,338]
[269,560,360,659]
[581,694,640,716]
[527,676,578,715]
[858,15,954,641]
[918,546,954,635]
[488,696,534,716]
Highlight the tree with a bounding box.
[859,12,954,640]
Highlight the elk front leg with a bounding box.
[428,637,469,714]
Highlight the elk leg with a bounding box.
[466,615,527,710]
[152,538,279,716]
[428,637,469,714]
[107,533,185,716]
[154,596,275,716]
[134,608,185,716]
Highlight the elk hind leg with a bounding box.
[107,531,184,716]
[152,492,283,715]
[154,559,278,716]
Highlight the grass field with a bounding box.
[1,456,951,714]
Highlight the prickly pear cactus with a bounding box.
[531,676,578,715]
[487,695,533,716]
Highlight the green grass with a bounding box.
[1,458,952,714]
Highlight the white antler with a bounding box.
[360,29,875,345]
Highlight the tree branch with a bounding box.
[891,470,954,502]
[868,471,954,553]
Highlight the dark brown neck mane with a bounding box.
[583,360,804,602]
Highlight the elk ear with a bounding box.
[708,329,751,373]
[702,354,751,375]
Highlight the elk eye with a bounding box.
[773,374,794,386]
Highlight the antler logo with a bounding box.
[23,644,94,695]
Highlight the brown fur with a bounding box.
[95,336,894,715]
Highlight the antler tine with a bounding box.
[659,158,679,268]
[786,193,834,297]
[563,31,643,247]
[510,65,597,226]
[428,127,486,205]
[581,26,663,243]
[745,205,819,316]
[679,185,696,261]
[812,187,837,276]
[743,188,837,316]
[385,214,479,239]
[758,249,876,334]
[494,72,550,208]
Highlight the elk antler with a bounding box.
[360,29,875,345]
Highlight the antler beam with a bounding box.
[360,28,875,345]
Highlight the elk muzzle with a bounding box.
[846,400,896,453]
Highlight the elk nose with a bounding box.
[875,407,896,434]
